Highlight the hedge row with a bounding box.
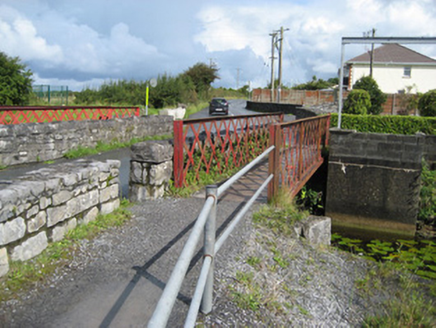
[330,113,436,135]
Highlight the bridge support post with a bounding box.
[268,123,281,202]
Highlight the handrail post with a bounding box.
[201,185,217,314]
[268,123,281,202]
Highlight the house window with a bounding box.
[403,66,411,78]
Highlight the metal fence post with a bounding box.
[201,185,217,314]
[298,123,304,179]
[268,123,281,202]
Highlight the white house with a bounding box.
[345,43,436,94]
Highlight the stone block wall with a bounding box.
[326,129,425,235]
[0,159,120,277]
[0,115,173,167]
[129,140,173,201]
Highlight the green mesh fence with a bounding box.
[32,85,69,105]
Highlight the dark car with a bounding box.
[209,98,229,115]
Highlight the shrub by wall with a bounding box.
[342,89,370,115]
[331,113,436,135]
[419,89,436,117]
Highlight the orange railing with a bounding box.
[268,114,331,199]
[0,106,140,125]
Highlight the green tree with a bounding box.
[182,62,219,97]
[0,52,33,105]
[343,89,370,115]
[353,76,386,115]
[418,89,436,117]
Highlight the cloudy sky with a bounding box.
[1,0,435,91]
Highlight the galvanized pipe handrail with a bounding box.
[184,256,212,327]
[148,146,276,328]
[147,197,215,328]
[215,174,273,253]
[217,145,274,197]
[185,173,273,328]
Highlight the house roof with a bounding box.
[347,43,436,65]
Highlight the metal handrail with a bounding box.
[148,146,275,328]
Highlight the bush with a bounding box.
[0,52,33,105]
[343,89,370,115]
[418,89,436,117]
[331,113,436,135]
[353,76,387,115]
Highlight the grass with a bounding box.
[0,199,132,303]
[253,189,307,236]
[361,267,436,327]
[63,134,172,159]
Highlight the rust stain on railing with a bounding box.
[0,106,140,125]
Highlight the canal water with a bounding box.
[0,148,132,198]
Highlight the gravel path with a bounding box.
[0,197,257,328]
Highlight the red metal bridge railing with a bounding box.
[0,106,140,125]
[173,113,284,188]
[268,114,331,200]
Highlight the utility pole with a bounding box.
[270,31,278,102]
[369,28,376,77]
[236,68,241,90]
[364,28,376,77]
[276,26,289,103]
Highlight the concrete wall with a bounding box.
[325,129,427,235]
[246,101,318,119]
[0,115,173,167]
[0,159,120,277]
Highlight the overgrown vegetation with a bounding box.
[0,199,132,303]
[418,161,436,236]
[63,134,172,159]
[331,113,436,135]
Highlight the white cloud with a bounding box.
[0,5,63,64]
[1,0,435,90]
